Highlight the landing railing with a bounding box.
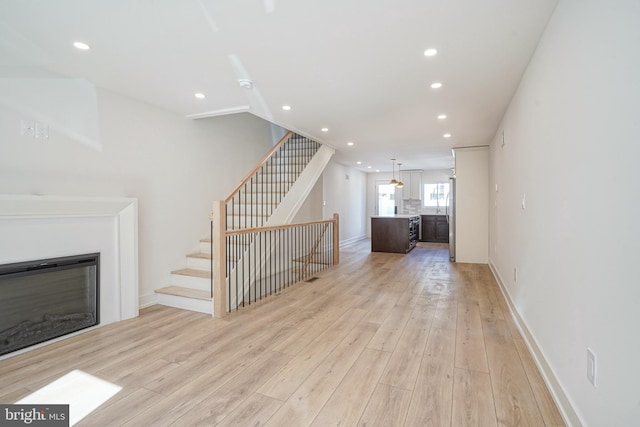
[224,131,321,230]
[211,207,339,316]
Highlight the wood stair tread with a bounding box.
[155,286,211,301]
[171,268,211,279]
[187,252,211,260]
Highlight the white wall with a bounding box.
[0,86,275,307]
[455,147,489,263]
[489,0,640,425]
[322,161,367,244]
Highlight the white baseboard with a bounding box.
[340,235,366,247]
[138,292,157,309]
[488,259,582,427]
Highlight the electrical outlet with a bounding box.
[587,348,597,387]
[21,120,35,137]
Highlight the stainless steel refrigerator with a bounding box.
[447,177,456,262]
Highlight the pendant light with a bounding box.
[396,163,405,188]
[389,158,398,186]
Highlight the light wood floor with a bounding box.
[0,240,565,426]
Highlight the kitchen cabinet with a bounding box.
[421,215,449,243]
[371,215,419,253]
[401,171,422,200]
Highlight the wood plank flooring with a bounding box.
[0,240,565,426]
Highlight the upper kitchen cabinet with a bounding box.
[401,171,422,200]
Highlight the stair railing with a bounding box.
[216,214,339,314]
[224,131,321,230]
[210,131,335,317]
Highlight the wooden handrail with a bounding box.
[223,131,293,203]
[225,217,336,236]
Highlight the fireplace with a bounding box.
[0,253,99,356]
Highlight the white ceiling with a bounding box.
[0,0,558,172]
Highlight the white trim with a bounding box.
[340,235,366,247]
[186,105,250,119]
[139,293,157,309]
[488,259,582,427]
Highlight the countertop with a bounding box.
[371,214,420,219]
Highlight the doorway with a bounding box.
[376,182,397,216]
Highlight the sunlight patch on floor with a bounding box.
[16,370,121,426]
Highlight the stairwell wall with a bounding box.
[322,161,367,245]
[0,86,275,308]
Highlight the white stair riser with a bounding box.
[186,257,211,270]
[169,273,211,291]
[156,293,212,315]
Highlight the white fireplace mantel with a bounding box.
[0,195,139,330]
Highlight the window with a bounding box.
[423,183,449,207]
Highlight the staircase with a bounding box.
[154,132,334,315]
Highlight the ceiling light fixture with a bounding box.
[424,48,438,57]
[194,93,206,99]
[443,133,452,138]
[437,114,447,120]
[321,127,329,132]
[347,141,354,146]
[73,41,90,50]
[282,105,291,111]
[430,82,443,89]
[367,166,372,169]
[389,158,398,186]
[356,161,362,165]
[376,169,380,173]
[238,79,253,89]
[396,163,405,188]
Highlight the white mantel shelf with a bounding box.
[0,195,137,219]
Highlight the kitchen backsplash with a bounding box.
[401,200,447,215]
[401,199,422,214]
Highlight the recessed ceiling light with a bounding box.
[321,127,329,132]
[437,114,447,120]
[73,41,90,50]
[282,105,291,111]
[376,169,380,172]
[431,82,443,89]
[367,166,372,169]
[347,141,354,146]
[356,161,362,165]
[424,48,438,57]
[443,133,452,138]
[194,93,206,99]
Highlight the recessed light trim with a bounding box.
[356,161,362,165]
[424,48,438,57]
[73,41,90,50]
[321,127,329,132]
[437,114,447,120]
[347,141,354,146]
[443,133,452,138]
[430,82,443,89]
[367,166,372,169]
[194,93,206,99]
[282,105,291,111]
